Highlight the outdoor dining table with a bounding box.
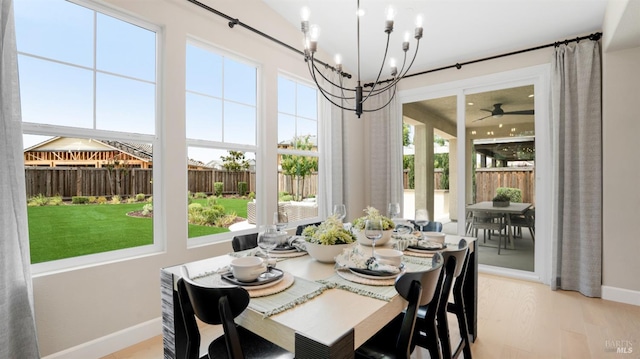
[160,235,477,359]
[466,201,532,249]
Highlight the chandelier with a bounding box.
[301,0,423,118]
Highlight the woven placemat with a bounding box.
[248,275,329,317]
[402,249,436,258]
[246,271,295,297]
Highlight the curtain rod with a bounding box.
[364,32,602,87]
[186,0,350,78]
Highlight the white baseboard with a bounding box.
[602,285,640,306]
[42,317,162,359]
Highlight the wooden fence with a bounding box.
[474,167,535,204]
[24,167,318,199]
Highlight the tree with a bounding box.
[220,151,250,172]
[403,123,412,147]
[280,136,318,201]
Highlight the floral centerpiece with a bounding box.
[302,215,356,263]
[351,206,396,246]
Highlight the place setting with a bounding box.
[221,256,295,297]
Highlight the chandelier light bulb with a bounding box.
[415,14,423,28]
[404,31,410,42]
[334,54,342,65]
[389,58,396,68]
[300,6,310,21]
[309,24,320,41]
[385,5,396,21]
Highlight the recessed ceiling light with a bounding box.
[499,124,503,128]
[467,102,474,106]
[528,94,534,98]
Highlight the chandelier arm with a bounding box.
[338,73,356,106]
[362,85,398,113]
[308,59,357,112]
[364,39,419,96]
[308,58,356,101]
[310,55,355,93]
[365,52,407,96]
[360,33,392,104]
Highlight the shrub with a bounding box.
[96,196,108,204]
[72,196,89,204]
[48,195,63,206]
[135,193,146,201]
[214,213,237,227]
[28,194,49,207]
[126,197,137,204]
[214,182,223,196]
[280,194,293,202]
[188,203,203,211]
[237,182,248,196]
[146,196,153,203]
[194,192,207,199]
[496,187,522,203]
[142,203,153,216]
[248,192,256,200]
[88,196,97,203]
[207,196,218,207]
[111,195,121,204]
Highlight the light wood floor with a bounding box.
[102,273,640,359]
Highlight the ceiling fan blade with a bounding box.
[480,108,493,113]
[472,114,493,122]
[503,109,534,115]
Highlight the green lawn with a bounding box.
[28,198,250,264]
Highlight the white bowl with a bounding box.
[305,242,352,263]
[374,248,403,267]
[422,231,445,244]
[354,229,393,246]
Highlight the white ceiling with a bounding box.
[261,0,608,82]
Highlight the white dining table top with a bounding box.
[164,234,475,354]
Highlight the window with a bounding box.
[15,0,159,270]
[277,75,320,223]
[185,41,258,241]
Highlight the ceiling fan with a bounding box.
[473,103,534,122]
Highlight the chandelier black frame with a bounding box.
[301,0,423,118]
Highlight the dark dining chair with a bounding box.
[177,267,294,359]
[414,240,471,359]
[355,253,444,359]
[231,232,258,252]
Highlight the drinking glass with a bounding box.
[257,225,279,277]
[414,209,429,239]
[273,211,288,231]
[333,204,347,222]
[364,219,383,258]
[387,202,401,219]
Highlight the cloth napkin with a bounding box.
[334,245,401,273]
[391,232,443,252]
[287,235,307,252]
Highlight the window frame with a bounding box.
[17,0,163,274]
[185,38,261,246]
[276,72,322,226]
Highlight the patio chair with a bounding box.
[408,220,444,232]
[295,221,322,235]
[510,207,535,242]
[471,211,506,254]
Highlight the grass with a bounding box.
[28,198,250,263]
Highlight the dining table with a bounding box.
[466,201,532,249]
[160,234,477,359]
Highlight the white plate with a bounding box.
[242,276,284,290]
[405,244,446,254]
[270,247,298,254]
[349,267,404,280]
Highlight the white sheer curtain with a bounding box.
[318,72,344,218]
[550,39,602,297]
[365,87,402,213]
[1,0,41,356]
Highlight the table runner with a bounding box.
[248,276,329,317]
